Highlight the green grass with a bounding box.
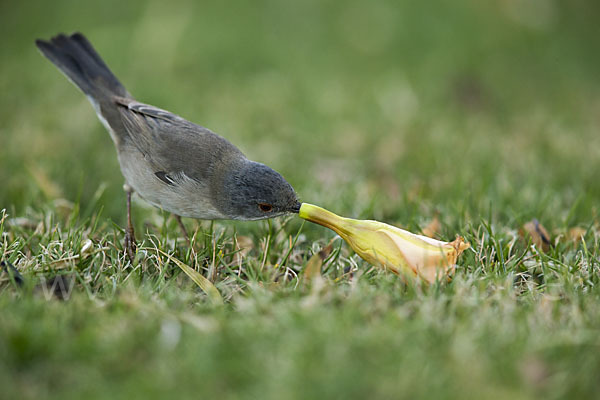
[2,1,600,399]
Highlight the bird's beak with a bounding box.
[289,201,302,213]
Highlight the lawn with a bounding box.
[1,1,600,399]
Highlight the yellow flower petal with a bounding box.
[299,203,469,283]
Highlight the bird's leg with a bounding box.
[123,185,136,260]
[174,214,191,245]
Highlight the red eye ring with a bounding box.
[258,203,273,212]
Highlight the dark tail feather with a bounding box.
[35,33,129,99]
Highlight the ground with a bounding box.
[1,1,600,399]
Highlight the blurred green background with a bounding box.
[2,0,600,229]
[2,1,600,399]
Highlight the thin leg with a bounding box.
[124,187,136,259]
[174,214,191,244]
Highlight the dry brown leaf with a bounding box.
[521,219,552,252]
[303,242,334,282]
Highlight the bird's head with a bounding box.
[218,160,300,220]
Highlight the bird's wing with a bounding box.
[113,97,244,184]
[116,98,192,126]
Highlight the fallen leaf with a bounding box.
[303,241,334,282]
[521,219,551,252]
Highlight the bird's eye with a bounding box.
[258,203,273,212]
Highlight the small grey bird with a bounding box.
[36,33,300,257]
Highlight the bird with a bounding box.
[35,33,301,258]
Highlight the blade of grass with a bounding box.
[157,249,223,306]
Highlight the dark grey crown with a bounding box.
[218,160,300,220]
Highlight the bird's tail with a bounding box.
[35,33,129,100]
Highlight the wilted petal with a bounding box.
[299,203,469,283]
